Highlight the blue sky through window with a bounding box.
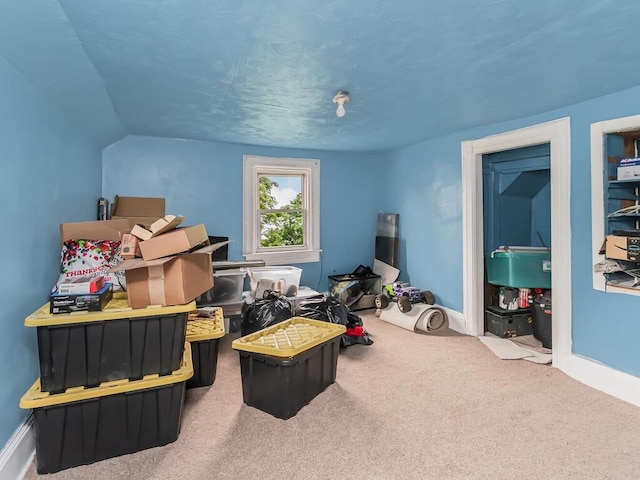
[269,175,301,207]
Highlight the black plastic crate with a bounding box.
[185,311,225,389]
[20,344,193,474]
[232,318,345,420]
[485,306,533,338]
[25,293,192,394]
[188,339,221,388]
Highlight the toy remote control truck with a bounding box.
[375,282,435,314]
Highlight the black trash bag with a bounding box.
[294,294,349,326]
[241,290,293,336]
[295,295,374,347]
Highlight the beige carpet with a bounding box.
[22,311,640,480]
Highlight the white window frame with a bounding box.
[590,113,640,296]
[243,155,321,265]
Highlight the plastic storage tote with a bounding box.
[485,246,551,288]
[20,343,193,474]
[232,317,346,420]
[247,266,302,297]
[196,268,247,305]
[25,292,194,394]
[186,308,225,388]
[532,295,552,348]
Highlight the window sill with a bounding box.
[244,249,321,265]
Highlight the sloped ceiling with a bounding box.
[0,0,125,147]
[3,0,640,151]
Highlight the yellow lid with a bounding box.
[232,317,346,358]
[25,292,196,327]
[20,343,193,409]
[186,308,225,341]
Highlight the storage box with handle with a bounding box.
[19,343,193,474]
[485,246,551,288]
[232,317,345,419]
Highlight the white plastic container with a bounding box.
[248,266,302,297]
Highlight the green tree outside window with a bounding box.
[259,176,304,247]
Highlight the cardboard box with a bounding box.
[55,275,106,294]
[110,195,165,228]
[131,215,184,241]
[60,219,131,244]
[50,283,114,314]
[617,158,640,181]
[138,224,209,261]
[111,242,229,309]
[120,233,140,259]
[606,235,640,261]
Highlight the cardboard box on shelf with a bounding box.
[111,242,229,309]
[60,219,131,244]
[138,224,209,261]
[110,195,165,228]
[605,235,640,262]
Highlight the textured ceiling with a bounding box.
[3,0,640,151]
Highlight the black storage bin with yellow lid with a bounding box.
[25,292,193,394]
[186,307,225,388]
[20,343,193,474]
[232,317,346,420]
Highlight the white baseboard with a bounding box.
[561,354,640,408]
[0,415,35,480]
[440,306,465,334]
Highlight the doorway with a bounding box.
[482,144,551,339]
[461,118,572,368]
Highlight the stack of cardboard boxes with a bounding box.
[54,196,228,310]
[19,196,229,473]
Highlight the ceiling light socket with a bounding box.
[333,91,350,117]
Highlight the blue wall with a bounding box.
[483,145,551,252]
[0,56,103,447]
[385,140,464,309]
[102,135,388,292]
[387,84,640,378]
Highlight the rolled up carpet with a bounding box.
[379,302,448,333]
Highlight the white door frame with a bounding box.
[461,117,640,408]
[461,118,572,368]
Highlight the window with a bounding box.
[243,155,320,264]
